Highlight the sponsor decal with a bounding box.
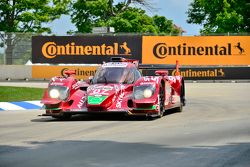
[32,36,142,64]
[49,82,64,86]
[102,62,128,68]
[171,69,225,78]
[51,77,66,82]
[88,96,107,105]
[115,84,126,109]
[91,89,109,96]
[143,76,160,83]
[32,66,97,80]
[116,92,125,109]
[153,43,235,58]
[167,76,177,83]
[41,42,132,59]
[72,82,81,90]
[61,68,96,78]
[77,96,86,109]
[142,67,250,80]
[139,82,155,85]
[142,36,250,65]
[88,85,113,92]
[70,108,88,112]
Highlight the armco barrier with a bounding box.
[141,66,250,80]
[0,65,32,80]
[32,65,98,80]
[0,65,250,81]
[0,65,98,80]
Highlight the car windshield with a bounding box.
[92,67,130,84]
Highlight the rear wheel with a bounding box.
[176,85,185,112]
[176,99,183,112]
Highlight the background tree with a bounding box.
[187,0,250,34]
[0,0,70,64]
[108,7,158,33]
[153,15,181,35]
[70,0,181,34]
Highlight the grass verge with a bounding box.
[0,86,44,102]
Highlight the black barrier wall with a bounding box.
[32,36,142,64]
[31,35,250,80]
[142,67,250,80]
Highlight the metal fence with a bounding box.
[0,32,250,65]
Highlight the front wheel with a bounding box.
[52,113,72,120]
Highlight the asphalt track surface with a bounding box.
[0,83,250,167]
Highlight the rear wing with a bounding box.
[110,57,139,67]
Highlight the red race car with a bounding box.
[41,58,185,119]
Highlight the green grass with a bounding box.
[0,86,44,102]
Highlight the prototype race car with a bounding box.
[41,57,185,119]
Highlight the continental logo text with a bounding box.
[172,69,225,78]
[42,42,132,59]
[153,43,246,58]
[61,68,96,77]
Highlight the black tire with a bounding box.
[180,81,186,106]
[176,85,185,112]
[158,85,165,117]
[176,100,183,112]
[52,113,72,120]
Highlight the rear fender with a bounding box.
[166,75,183,96]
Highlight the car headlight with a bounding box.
[134,85,155,99]
[49,89,60,98]
[144,89,153,98]
[48,86,69,101]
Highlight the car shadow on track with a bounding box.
[1,140,250,167]
[164,108,181,116]
[31,114,149,122]
[31,108,181,122]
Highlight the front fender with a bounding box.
[68,90,87,110]
[132,76,163,106]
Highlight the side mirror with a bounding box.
[64,70,76,77]
[87,76,94,84]
[155,70,168,76]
